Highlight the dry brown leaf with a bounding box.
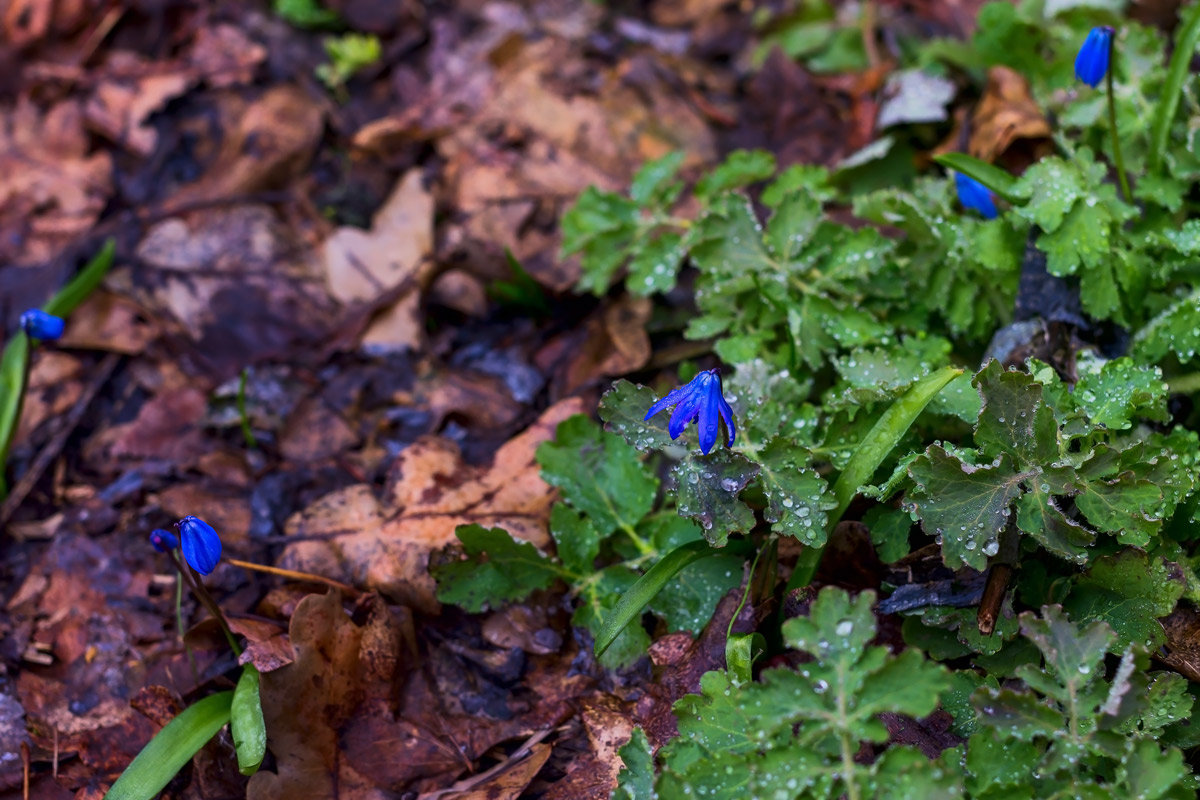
[58,290,159,355]
[1160,603,1200,682]
[439,743,554,800]
[14,351,84,445]
[166,85,324,208]
[84,51,193,156]
[323,168,436,351]
[0,98,111,264]
[187,23,267,88]
[969,66,1052,163]
[278,397,583,613]
[246,591,398,800]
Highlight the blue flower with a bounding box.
[1075,26,1114,88]
[954,172,998,219]
[178,515,222,575]
[20,309,64,340]
[644,368,736,455]
[149,529,179,552]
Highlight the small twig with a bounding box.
[416,726,557,800]
[0,353,120,526]
[977,522,1021,636]
[225,557,359,595]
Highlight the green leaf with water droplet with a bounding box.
[599,380,676,454]
[549,503,600,577]
[1131,288,1200,364]
[1074,357,1169,431]
[611,728,655,800]
[651,552,744,634]
[973,360,1060,466]
[671,450,758,546]
[754,438,835,546]
[906,446,1024,570]
[537,414,658,535]
[432,525,562,613]
[1064,550,1184,651]
[648,587,947,799]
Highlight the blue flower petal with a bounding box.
[179,515,222,575]
[149,529,179,552]
[696,384,720,455]
[717,391,737,448]
[668,388,702,439]
[1075,26,1113,88]
[643,368,738,455]
[954,173,998,220]
[20,309,64,340]
[644,384,690,421]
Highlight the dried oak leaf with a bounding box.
[278,398,584,613]
[245,591,399,800]
[969,66,1052,163]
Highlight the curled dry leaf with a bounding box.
[278,397,585,613]
[969,66,1052,163]
[246,591,400,800]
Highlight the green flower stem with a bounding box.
[1106,39,1132,203]
[168,550,242,658]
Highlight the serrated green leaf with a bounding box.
[974,686,1064,740]
[755,438,835,546]
[906,446,1023,570]
[1065,550,1184,650]
[1020,605,1114,685]
[549,503,599,577]
[432,525,561,612]
[672,451,758,546]
[1131,288,1200,363]
[599,380,677,453]
[694,149,776,203]
[628,231,685,295]
[630,151,685,206]
[537,414,657,535]
[973,360,1060,465]
[1015,489,1093,564]
[1074,357,1168,430]
[612,728,655,800]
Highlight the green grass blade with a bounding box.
[932,153,1019,203]
[790,366,962,589]
[0,332,31,498]
[594,539,751,657]
[44,238,116,318]
[231,665,267,775]
[1150,2,1200,173]
[102,691,233,800]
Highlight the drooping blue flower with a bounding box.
[954,172,998,220]
[178,515,222,575]
[149,529,179,552]
[644,368,736,455]
[1075,26,1114,88]
[20,309,64,340]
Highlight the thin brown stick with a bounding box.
[225,557,359,595]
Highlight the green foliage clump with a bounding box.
[615,587,956,800]
[432,415,743,667]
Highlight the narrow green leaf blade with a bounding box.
[103,691,233,800]
[0,332,31,497]
[231,665,266,776]
[932,153,1018,203]
[44,238,116,318]
[1150,2,1200,173]
[594,539,749,657]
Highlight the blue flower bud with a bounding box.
[178,515,222,575]
[149,529,179,552]
[1075,26,1114,88]
[20,309,64,340]
[954,172,998,220]
[644,368,737,455]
